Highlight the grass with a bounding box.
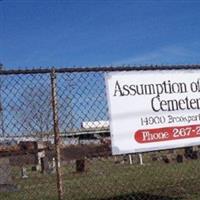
[1,157,200,200]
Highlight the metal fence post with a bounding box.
[51,68,64,200]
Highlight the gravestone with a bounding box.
[176,154,185,163]
[19,141,47,171]
[36,142,46,171]
[0,157,18,192]
[51,157,56,174]
[41,157,51,174]
[76,159,85,173]
[21,167,28,179]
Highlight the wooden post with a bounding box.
[129,154,133,165]
[51,68,64,200]
[139,153,144,165]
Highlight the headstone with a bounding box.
[41,157,51,174]
[51,157,56,174]
[151,154,158,161]
[0,157,12,185]
[176,154,184,163]
[21,167,28,179]
[76,159,85,173]
[162,155,171,163]
[0,157,18,192]
[121,154,127,164]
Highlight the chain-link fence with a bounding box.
[1,66,200,200]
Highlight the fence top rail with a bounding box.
[1,64,200,75]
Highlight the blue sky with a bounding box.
[1,0,200,68]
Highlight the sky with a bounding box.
[1,0,200,68]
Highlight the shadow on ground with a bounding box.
[89,192,182,200]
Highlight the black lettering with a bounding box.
[123,85,130,96]
[151,96,160,112]
[113,81,124,96]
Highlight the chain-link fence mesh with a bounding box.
[0,73,57,200]
[0,66,200,200]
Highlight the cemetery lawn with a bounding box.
[1,159,200,200]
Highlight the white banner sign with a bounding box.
[106,70,200,155]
